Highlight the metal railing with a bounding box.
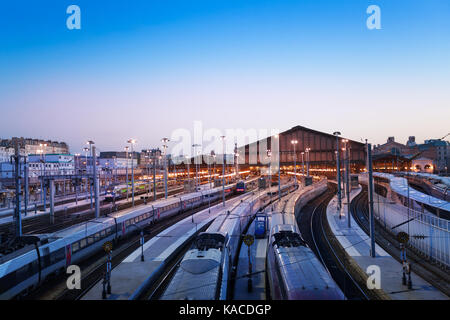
[372,191,450,269]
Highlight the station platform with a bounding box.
[82,193,251,300]
[233,218,269,300]
[326,186,449,300]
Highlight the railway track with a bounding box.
[296,185,369,300]
[25,193,239,300]
[351,187,450,297]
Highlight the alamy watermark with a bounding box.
[66,265,81,289]
[66,5,81,30]
[168,121,281,166]
[366,265,381,290]
[366,5,381,30]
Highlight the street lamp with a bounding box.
[342,139,351,227]
[124,146,130,202]
[86,140,99,217]
[267,149,272,209]
[221,136,226,207]
[305,147,311,177]
[291,140,298,186]
[162,138,170,199]
[127,139,136,206]
[333,131,342,211]
[301,151,305,178]
[274,134,281,201]
[192,144,201,190]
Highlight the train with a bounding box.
[160,181,296,300]
[104,180,178,202]
[266,192,345,300]
[0,183,238,300]
[236,181,246,193]
[160,193,264,300]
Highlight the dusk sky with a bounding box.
[0,0,449,154]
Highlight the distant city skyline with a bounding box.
[1,1,449,154]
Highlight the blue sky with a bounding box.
[0,0,449,153]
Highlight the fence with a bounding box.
[372,190,450,269]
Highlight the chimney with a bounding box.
[388,137,395,143]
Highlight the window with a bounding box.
[72,242,80,253]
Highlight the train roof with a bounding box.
[161,248,221,300]
[0,248,38,277]
[373,172,450,212]
[48,217,115,244]
[275,245,345,299]
[404,172,450,187]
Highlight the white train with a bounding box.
[267,191,345,300]
[161,182,296,300]
[0,184,235,300]
[160,195,257,300]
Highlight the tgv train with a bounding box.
[161,182,297,300]
[0,184,236,300]
[160,193,262,300]
[267,192,345,300]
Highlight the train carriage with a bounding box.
[0,181,247,299]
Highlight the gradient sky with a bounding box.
[0,0,449,154]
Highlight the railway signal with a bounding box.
[397,232,412,289]
[243,234,254,292]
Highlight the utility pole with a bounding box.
[306,148,311,177]
[192,144,200,190]
[333,132,342,211]
[87,141,95,210]
[162,138,170,199]
[267,150,272,209]
[13,142,22,238]
[234,142,239,181]
[153,155,157,201]
[127,139,136,206]
[92,145,100,218]
[275,135,281,201]
[291,140,298,186]
[367,143,376,257]
[23,158,28,217]
[221,136,226,207]
[344,140,351,228]
[125,146,129,202]
[301,152,305,177]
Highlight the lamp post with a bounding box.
[87,140,99,218]
[301,151,305,178]
[192,144,201,190]
[184,155,190,191]
[291,140,298,186]
[343,139,351,227]
[83,147,89,201]
[74,153,80,204]
[274,135,281,201]
[305,147,311,177]
[162,138,170,199]
[124,146,129,202]
[127,139,136,207]
[267,149,272,209]
[209,151,215,189]
[87,141,95,211]
[333,131,342,211]
[40,143,47,210]
[221,136,226,207]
